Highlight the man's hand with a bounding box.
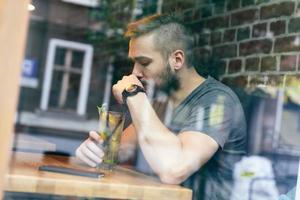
[75,131,105,167]
[112,74,144,104]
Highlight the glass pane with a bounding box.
[71,50,84,69]
[48,71,80,111]
[64,73,81,110]
[48,70,63,109]
[54,47,66,66]
[12,0,300,199]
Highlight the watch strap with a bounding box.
[122,84,146,104]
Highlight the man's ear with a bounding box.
[168,50,185,71]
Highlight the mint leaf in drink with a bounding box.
[97,103,107,113]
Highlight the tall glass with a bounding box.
[97,109,125,170]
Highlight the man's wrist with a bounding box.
[126,92,147,106]
[122,84,146,104]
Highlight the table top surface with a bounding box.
[5,151,192,200]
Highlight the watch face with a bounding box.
[126,84,138,93]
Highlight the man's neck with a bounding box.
[170,67,206,107]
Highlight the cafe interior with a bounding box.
[1,0,300,199]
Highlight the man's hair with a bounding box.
[125,14,196,68]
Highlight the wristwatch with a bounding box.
[122,84,146,104]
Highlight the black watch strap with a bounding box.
[122,84,146,104]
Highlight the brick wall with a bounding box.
[164,0,300,89]
[162,1,300,157]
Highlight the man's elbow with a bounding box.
[159,174,183,185]
[158,168,188,185]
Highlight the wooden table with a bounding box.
[5,152,192,200]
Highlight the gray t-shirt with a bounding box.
[170,76,247,200]
[135,76,247,200]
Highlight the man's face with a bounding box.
[128,33,180,95]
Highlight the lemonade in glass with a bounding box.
[97,106,125,170]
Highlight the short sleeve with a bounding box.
[179,90,238,149]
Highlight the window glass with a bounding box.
[7,0,300,199]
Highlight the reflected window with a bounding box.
[40,39,93,116]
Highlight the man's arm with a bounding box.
[126,92,219,184]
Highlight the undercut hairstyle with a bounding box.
[125,14,196,68]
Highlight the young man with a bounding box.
[76,14,247,200]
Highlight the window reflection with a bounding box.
[8,0,300,200]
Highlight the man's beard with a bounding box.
[157,63,181,96]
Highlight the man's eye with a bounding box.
[140,62,149,67]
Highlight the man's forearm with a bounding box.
[126,93,185,176]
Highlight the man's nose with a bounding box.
[132,64,143,78]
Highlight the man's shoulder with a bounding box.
[205,76,234,92]
[188,76,240,105]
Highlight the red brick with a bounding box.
[270,20,286,36]
[240,39,272,56]
[205,15,229,30]
[183,10,195,21]
[194,47,211,61]
[223,29,236,42]
[231,8,258,26]
[274,36,300,53]
[219,60,227,75]
[194,47,211,74]
[261,56,277,72]
[237,26,250,41]
[198,33,210,46]
[189,20,205,32]
[280,55,297,71]
[221,77,231,85]
[213,44,237,58]
[245,57,260,71]
[214,1,225,14]
[173,1,195,11]
[241,0,255,7]
[256,0,270,5]
[211,31,222,45]
[289,17,300,33]
[227,0,240,11]
[222,76,247,87]
[252,23,267,38]
[228,59,242,74]
[192,8,202,21]
[260,2,295,19]
[201,5,212,18]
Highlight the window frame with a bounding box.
[40,38,93,116]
